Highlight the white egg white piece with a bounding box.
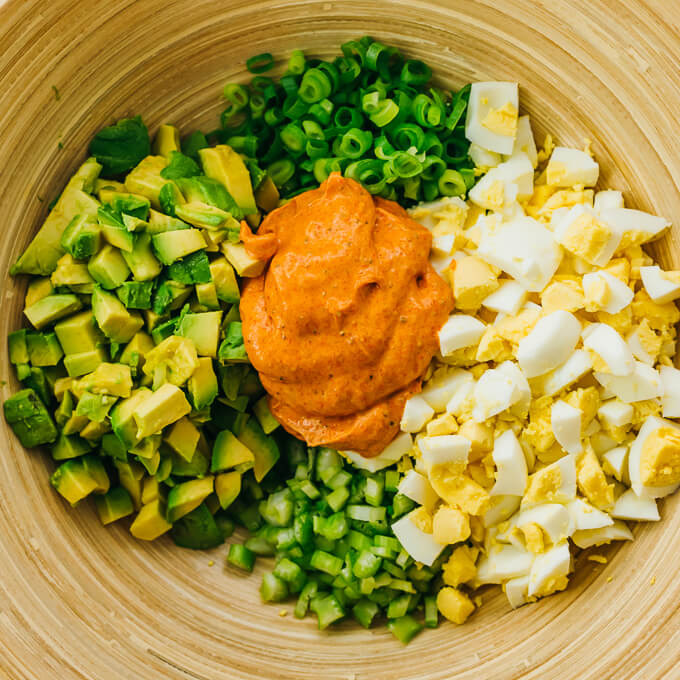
[538,349,593,397]
[553,205,621,266]
[517,503,573,544]
[398,470,439,509]
[496,360,531,418]
[599,207,670,247]
[628,416,680,499]
[505,575,531,609]
[482,279,527,315]
[660,365,680,418]
[418,434,471,470]
[551,400,582,455]
[567,498,614,531]
[475,544,534,585]
[583,419,601,437]
[483,494,522,528]
[468,143,502,169]
[528,542,572,598]
[504,115,538,167]
[465,82,519,155]
[602,445,629,483]
[490,429,528,496]
[391,512,445,566]
[626,326,656,366]
[468,152,534,210]
[582,323,635,376]
[639,265,680,304]
[431,232,456,256]
[438,314,486,357]
[517,311,581,378]
[571,520,633,549]
[429,252,454,278]
[445,379,476,419]
[582,270,634,314]
[409,196,469,231]
[400,395,434,433]
[422,368,474,411]
[597,399,634,428]
[472,367,521,422]
[546,147,599,187]
[612,488,660,522]
[476,216,562,292]
[593,190,624,213]
[343,432,413,473]
[594,361,663,403]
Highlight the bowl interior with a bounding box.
[1,1,680,679]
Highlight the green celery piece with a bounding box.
[228,543,256,572]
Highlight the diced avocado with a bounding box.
[167,250,211,284]
[171,502,224,550]
[238,367,262,398]
[51,432,91,460]
[64,348,108,377]
[25,278,55,308]
[137,449,161,475]
[125,156,184,210]
[130,499,173,540]
[150,318,178,345]
[153,280,192,315]
[209,258,240,303]
[54,311,105,355]
[105,192,151,221]
[92,287,144,343]
[95,486,134,525]
[50,457,98,505]
[176,176,244,219]
[171,445,210,477]
[144,310,169,333]
[235,418,280,482]
[81,455,110,494]
[53,377,73,401]
[116,281,154,309]
[121,233,162,282]
[220,242,265,278]
[55,390,74,427]
[25,332,63,366]
[177,311,222,358]
[187,357,218,410]
[130,432,162,461]
[132,383,191,439]
[95,179,127,198]
[114,459,145,510]
[51,253,95,286]
[253,396,280,434]
[3,388,58,447]
[88,244,130,289]
[62,413,88,435]
[161,150,201,181]
[211,430,255,473]
[215,364,247,402]
[101,432,128,461]
[200,228,228,253]
[215,470,242,510]
[155,455,173,483]
[120,331,154,372]
[195,282,220,310]
[147,209,189,235]
[164,416,200,461]
[11,158,102,275]
[80,362,132,398]
[153,124,181,158]
[8,330,29,365]
[151,229,207,265]
[143,335,199,387]
[20,366,52,406]
[199,145,257,215]
[141,476,160,504]
[254,175,280,212]
[122,214,148,233]
[60,214,102,260]
[110,388,152,450]
[24,294,82,330]
[98,205,135,252]
[74,392,117,423]
[167,476,214,523]
[175,201,240,231]
[218,322,248,364]
[80,420,111,441]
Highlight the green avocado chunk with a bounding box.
[209,258,240,303]
[95,486,135,525]
[110,388,152,450]
[153,279,192,315]
[3,388,58,448]
[218,321,248,364]
[130,499,173,540]
[235,418,280,482]
[146,209,189,235]
[177,311,222,358]
[166,476,214,523]
[116,281,154,309]
[25,332,63,366]
[125,156,184,210]
[54,310,105,354]
[8,329,29,365]
[80,362,132,398]
[101,432,128,461]
[24,294,83,330]
[60,214,102,260]
[187,357,218,410]
[175,176,244,219]
[151,229,207,265]
[11,157,102,276]
[74,392,118,422]
[98,205,135,252]
[64,348,109,377]
[171,502,224,550]
[167,250,211,284]
[253,396,280,434]
[51,433,91,460]
[211,429,255,473]
[164,416,201,462]
[215,470,241,510]
[121,233,162,282]
[50,457,99,505]
[92,287,144,343]
[199,145,258,215]
[153,124,181,158]
[174,202,239,231]
[132,383,192,439]
[114,459,145,510]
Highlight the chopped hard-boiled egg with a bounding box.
[640,265,680,304]
[553,205,621,267]
[398,469,439,509]
[594,361,662,403]
[582,270,634,314]
[505,115,538,167]
[490,429,528,496]
[612,488,660,521]
[547,147,599,187]
[391,510,445,566]
[659,365,680,417]
[465,82,519,155]
[439,315,486,356]
[551,400,582,455]
[582,323,635,376]
[400,395,435,433]
[482,279,527,315]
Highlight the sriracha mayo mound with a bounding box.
[240,173,453,457]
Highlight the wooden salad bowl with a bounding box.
[0,1,678,678]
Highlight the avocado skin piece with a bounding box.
[24,294,83,330]
[171,502,224,550]
[235,418,280,483]
[95,486,135,525]
[8,329,29,365]
[168,250,211,284]
[3,388,58,448]
[116,281,154,309]
[26,332,64,367]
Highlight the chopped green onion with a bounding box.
[299,68,332,103]
[267,159,296,187]
[246,53,275,74]
[370,99,399,127]
[287,49,306,74]
[438,168,466,197]
[400,59,432,86]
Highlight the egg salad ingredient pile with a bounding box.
[371,81,680,621]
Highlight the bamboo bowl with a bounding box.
[1,1,680,678]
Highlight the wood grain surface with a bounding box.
[1,1,679,678]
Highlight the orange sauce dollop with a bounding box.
[240,173,453,457]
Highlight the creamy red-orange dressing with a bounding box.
[240,173,453,457]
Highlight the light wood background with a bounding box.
[1,1,679,678]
